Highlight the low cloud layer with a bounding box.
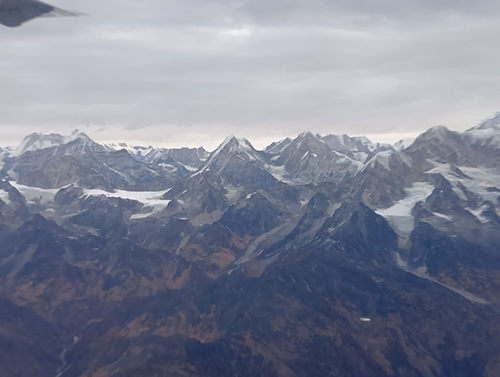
[1,0,500,150]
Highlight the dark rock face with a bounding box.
[268,132,362,185]
[219,193,283,237]
[316,202,398,262]
[425,174,465,215]
[0,180,30,228]
[54,184,84,205]
[409,222,460,274]
[405,126,477,168]
[0,122,500,377]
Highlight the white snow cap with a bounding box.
[463,112,500,147]
[469,111,500,131]
[12,130,91,157]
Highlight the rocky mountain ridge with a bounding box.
[0,113,500,377]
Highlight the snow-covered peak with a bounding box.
[357,135,372,145]
[194,136,262,176]
[364,150,396,171]
[106,142,156,158]
[320,133,386,152]
[292,131,329,149]
[234,136,257,155]
[0,146,13,158]
[463,127,500,143]
[468,112,500,131]
[321,134,354,149]
[265,138,292,154]
[393,137,415,151]
[464,112,500,138]
[425,125,451,137]
[462,112,500,153]
[211,135,257,158]
[285,132,322,149]
[274,132,336,164]
[12,130,94,157]
[409,126,460,149]
[297,131,317,139]
[319,133,393,164]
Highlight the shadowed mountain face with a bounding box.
[1,116,500,377]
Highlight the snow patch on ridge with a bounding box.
[10,182,60,204]
[427,162,500,203]
[432,212,453,221]
[367,150,394,170]
[469,205,490,224]
[377,182,434,234]
[0,189,11,204]
[265,164,295,185]
[84,188,172,218]
[10,181,172,218]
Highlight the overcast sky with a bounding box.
[1,0,500,150]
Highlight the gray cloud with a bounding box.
[1,0,500,150]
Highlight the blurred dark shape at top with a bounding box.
[0,0,82,27]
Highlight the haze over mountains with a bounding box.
[0,113,500,377]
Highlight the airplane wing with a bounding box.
[0,0,82,27]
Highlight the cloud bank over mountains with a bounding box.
[1,0,500,149]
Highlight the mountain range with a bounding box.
[0,113,500,377]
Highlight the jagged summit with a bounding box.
[204,135,260,166]
[191,136,265,180]
[265,137,292,154]
[297,131,321,139]
[321,133,371,150]
[12,130,92,157]
[106,142,155,157]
